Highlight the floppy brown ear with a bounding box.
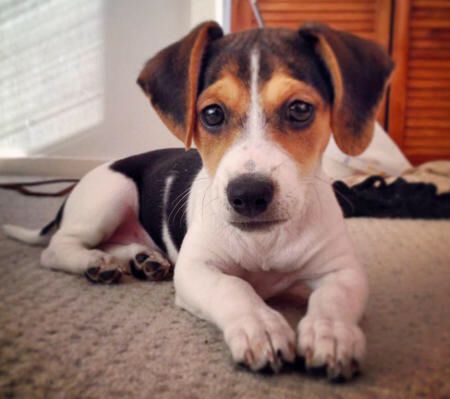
[299,23,394,155]
[137,21,223,148]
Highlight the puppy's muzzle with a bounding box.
[226,174,274,218]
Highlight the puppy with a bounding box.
[4,22,393,380]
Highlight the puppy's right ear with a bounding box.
[137,21,223,149]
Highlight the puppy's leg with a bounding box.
[174,236,296,372]
[296,260,368,381]
[41,238,123,284]
[41,165,139,283]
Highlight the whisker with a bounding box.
[168,187,191,213]
[179,208,189,228]
[168,189,191,224]
[172,191,192,225]
[168,194,190,225]
[201,182,212,221]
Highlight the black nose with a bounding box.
[226,174,274,218]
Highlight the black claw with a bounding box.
[329,374,347,384]
[85,267,100,283]
[135,252,149,263]
[143,261,162,275]
[163,268,173,280]
[351,359,361,375]
[290,355,359,383]
[307,365,328,378]
[85,267,121,284]
[98,269,122,284]
[327,361,360,383]
[129,259,147,280]
[236,361,249,371]
[153,267,171,281]
[152,271,164,281]
[259,363,275,375]
[291,356,307,371]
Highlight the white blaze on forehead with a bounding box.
[247,48,264,139]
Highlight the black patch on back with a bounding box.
[110,149,202,252]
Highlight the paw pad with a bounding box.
[130,252,172,281]
[85,266,122,284]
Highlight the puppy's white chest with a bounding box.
[240,268,303,299]
[234,225,314,272]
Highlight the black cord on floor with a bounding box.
[0,178,79,197]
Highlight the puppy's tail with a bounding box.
[2,224,52,246]
[2,203,65,246]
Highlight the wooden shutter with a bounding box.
[389,0,450,164]
[232,0,391,51]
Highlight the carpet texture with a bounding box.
[0,188,449,399]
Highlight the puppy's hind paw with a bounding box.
[129,251,173,281]
[85,265,122,284]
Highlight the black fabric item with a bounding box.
[333,176,450,219]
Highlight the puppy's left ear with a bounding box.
[299,23,394,155]
[138,21,223,148]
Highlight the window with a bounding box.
[0,0,104,156]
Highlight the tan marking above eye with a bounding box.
[261,72,325,116]
[197,73,250,117]
[261,72,331,175]
[195,72,250,176]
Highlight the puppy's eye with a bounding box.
[286,100,314,125]
[200,104,225,129]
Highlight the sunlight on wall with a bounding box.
[0,0,104,156]
[190,0,228,31]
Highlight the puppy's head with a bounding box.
[138,22,393,231]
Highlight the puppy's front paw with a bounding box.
[224,308,296,373]
[297,316,365,381]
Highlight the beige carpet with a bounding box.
[0,188,449,399]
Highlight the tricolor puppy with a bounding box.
[4,22,393,379]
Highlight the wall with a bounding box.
[44,0,192,160]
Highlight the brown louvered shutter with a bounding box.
[390,0,450,165]
[232,0,391,48]
[259,0,390,45]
